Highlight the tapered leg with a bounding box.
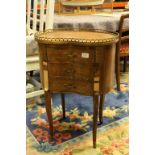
[45,91,54,141]
[99,94,105,125]
[123,57,127,72]
[93,95,99,148]
[115,44,121,91]
[61,93,66,118]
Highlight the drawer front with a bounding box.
[48,63,93,80]
[47,46,94,63]
[49,79,93,95]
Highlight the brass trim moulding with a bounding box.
[35,29,119,46]
[43,70,49,91]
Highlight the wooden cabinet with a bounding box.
[35,29,118,148]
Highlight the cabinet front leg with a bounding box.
[115,43,121,91]
[93,95,99,148]
[45,91,54,141]
[123,56,128,72]
[99,94,105,125]
[61,93,66,119]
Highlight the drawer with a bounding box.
[49,79,93,95]
[48,63,93,80]
[47,46,94,63]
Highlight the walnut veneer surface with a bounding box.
[35,29,118,148]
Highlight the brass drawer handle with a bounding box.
[63,69,76,74]
[63,83,76,89]
[67,54,76,58]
